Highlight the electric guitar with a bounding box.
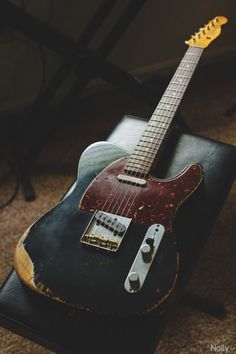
[15,17,227,317]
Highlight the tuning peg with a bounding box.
[211,21,215,27]
[216,17,219,22]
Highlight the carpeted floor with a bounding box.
[0,61,236,353]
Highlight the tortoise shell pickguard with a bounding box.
[80,158,203,232]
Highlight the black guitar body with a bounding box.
[15,142,179,317]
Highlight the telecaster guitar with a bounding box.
[15,17,227,316]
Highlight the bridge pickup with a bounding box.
[81,211,132,252]
[117,174,147,186]
[95,211,126,235]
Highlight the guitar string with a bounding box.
[103,46,201,232]
[106,46,203,221]
[119,46,204,219]
[120,46,203,217]
[91,46,203,243]
[94,46,203,243]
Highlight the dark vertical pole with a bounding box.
[64,0,150,107]
[22,0,118,125]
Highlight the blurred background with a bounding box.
[0,1,235,353]
[0,0,235,111]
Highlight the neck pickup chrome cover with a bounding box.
[117,174,147,186]
[124,224,165,293]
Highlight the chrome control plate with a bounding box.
[124,224,165,293]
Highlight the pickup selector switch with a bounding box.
[141,243,152,263]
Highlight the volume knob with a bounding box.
[128,272,140,292]
[141,243,152,263]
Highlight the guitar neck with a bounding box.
[125,45,204,176]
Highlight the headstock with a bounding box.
[185,16,228,48]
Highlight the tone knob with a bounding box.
[128,272,140,292]
[141,243,152,263]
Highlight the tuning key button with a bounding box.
[141,243,152,263]
[128,272,140,291]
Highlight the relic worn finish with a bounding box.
[14,142,202,316]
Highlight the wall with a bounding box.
[0,0,235,112]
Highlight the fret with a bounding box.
[136,141,160,150]
[175,68,193,73]
[168,85,185,91]
[132,147,156,156]
[126,162,151,171]
[139,138,160,145]
[155,107,176,113]
[152,113,174,119]
[139,138,160,150]
[143,133,166,141]
[143,130,166,136]
[129,154,154,163]
[158,100,179,105]
[147,126,168,134]
[137,139,161,146]
[185,52,200,57]
[185,54,199,60]
[134,146,156,154]
[165,92,183,100]
[126,164,153,172]
[182,59,198,65]
[148,124,169,132]
[160,95,181,101]
[158,101,179,108]
[142,131,166,139]
[177,66,194,72]
[166,88,184,94]
[164,93,182,100]
[145,126,166,134]
[146,123,168,131]
[170,81,188,86]
[174,74,191,80]
[151,116,170,123]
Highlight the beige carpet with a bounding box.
[0,63,236,353]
